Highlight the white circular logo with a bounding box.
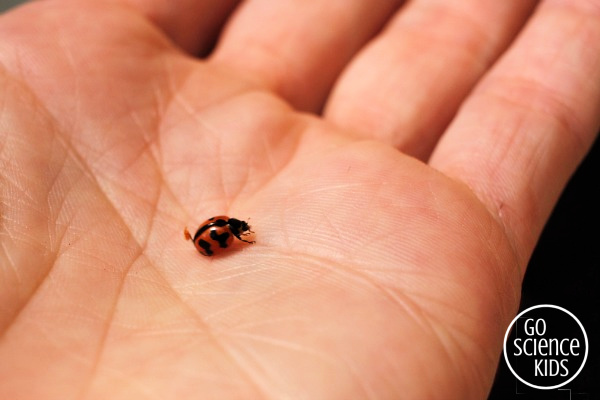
[503,304,588,390]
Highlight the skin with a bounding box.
[0,0,598,398]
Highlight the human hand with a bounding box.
[0,1,598,398]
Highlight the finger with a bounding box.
[211,0,404,112]
[325,0,538,160]
[48,0,240,54]
[429,0,600,267]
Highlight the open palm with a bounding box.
[1,1,598,399]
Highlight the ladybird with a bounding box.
[184,216,255,256]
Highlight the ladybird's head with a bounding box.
[228,218,251,233]
[240,220,251,233]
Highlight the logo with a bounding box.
[503,304,588,390]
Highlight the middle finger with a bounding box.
[325,0,538,160]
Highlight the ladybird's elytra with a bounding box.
[184,216,255,256]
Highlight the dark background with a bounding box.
[0,0,20,13]
[1,1,598,398]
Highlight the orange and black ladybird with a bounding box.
[184,216,255,256]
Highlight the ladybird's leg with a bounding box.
[237,235,256,244]
[237,230,255,243]
[183,227,192,241]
